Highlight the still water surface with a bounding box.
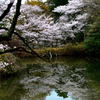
[0,57,100,100]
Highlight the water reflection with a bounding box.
[46,90,73,100]
[0,57,100,100]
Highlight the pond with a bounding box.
[0,57,100,100]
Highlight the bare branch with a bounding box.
[14,32,43,58]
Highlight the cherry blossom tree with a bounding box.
[53,0,88,42]
[14,0,88,47]
[0,0,89,51]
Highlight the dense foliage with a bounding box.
[84,0,100,56]
[85,16,100,55]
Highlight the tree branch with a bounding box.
[0,26,43,59]
[0,0,21,41]
[7,0,22,38]
[14,32,44,59]
[0,1,14,21]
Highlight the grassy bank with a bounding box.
[35,43,85,57]
[1,43,99,58]
[14,43,87,58]
[20,43,99,58]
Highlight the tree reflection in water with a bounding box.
[0,57,100,100]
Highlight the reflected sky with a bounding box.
[46,90,74,100]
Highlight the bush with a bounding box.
[84,22,100,56]
[84,33,100,55]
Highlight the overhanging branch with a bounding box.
[0,26,43,59]
[14,32,43,58]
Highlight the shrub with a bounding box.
[84,33,100,55]
[84,17,100,56]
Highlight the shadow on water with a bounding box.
[0,57,100,100]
